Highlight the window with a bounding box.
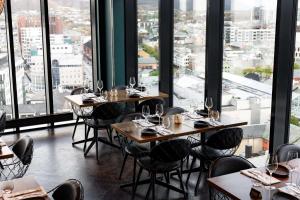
[11,0,47,118]
[290,2,300,144]
[137,0,159,93]
[222,0,277,162]
[173,0,207,110]
[49,1,93,113]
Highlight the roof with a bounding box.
[138,57,157,64]
[84,40,92,49]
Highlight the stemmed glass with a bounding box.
[142,105,150,123]
[286,151,299,186]
[265,154,278,190]
[155,104,164,125]
[211,110,220,124]
[205,97,213,117]
[97,80,103,95]
[162,116,171,129]
[129,77,136,90]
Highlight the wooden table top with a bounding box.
[207,159,300,200]
[64,90,169,108]
[0,139,13,160]
[112,113,247,143]
[0,176,50,199]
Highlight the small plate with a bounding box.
[194,120,210,128]
[135,86,146,92]
[148,116,160,124]
[141,128,158,136]
[196,109,208,117]
[266,164,289,178]
[129,93,141,98]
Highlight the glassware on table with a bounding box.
[83,80,90,93]
[142,105,150,123]
[286,151,299,186]
[205,97,213,117]
[97,80,103,94]
[155,104,164,125]
[211,110,220,122]
[1,180,14,194]
[189,100,197,114]
[265,154,278,190]
[162,116,171,129]
[129,77,136,90]
[134,116,141,128]
[103,90,108,100]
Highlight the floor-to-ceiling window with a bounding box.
[173,0,207,110]
[49,0,93,113]
[11,0,47,118]
[290,2,300,144]
[222,0,277,160]
[137,0,159,93]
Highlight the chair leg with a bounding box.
[177,169,187,199]
[186,157,196,186]
[152,172,156,200]
[194,160,203,196]
[164,172,170,184]
[94,128,99,162]
[119,153,129,180]
[72,117,80,139]
[132,158,137,191]
[84,126,91,152]
[145,172,153,200]
[106,127,113,144]
[132,167,143,200]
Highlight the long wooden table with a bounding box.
[207,159,300,200]
[64,90,169,108]
[0,139,13,160]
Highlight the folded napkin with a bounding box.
[132,119,155,127]
[241,169,281,185]
[3,186,47,200]
[93,97,108,103]
[278,185,300,199]
[155,126,174,136]
[0,142,6,147]
[182,112,203,120]
[85,93,96,98]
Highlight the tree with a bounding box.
[290,115,300,126]
[294,63,300,70]
[142,44,159,60]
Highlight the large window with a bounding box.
[173,0,207,110]
[11,0,47,118]
[290,2,300,143]
[137,0,159,93]
[49,1,93,113]
[222,0,277,160]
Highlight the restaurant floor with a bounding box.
[3,125,209,200]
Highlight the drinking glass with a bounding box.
[189,100,197,114]
[103,90,108,100]
[211,110,220,122]
[265,154,278,190]
[155,104,164,125]
[286,151,299,186]
[83,80,89,93]
[205,97,213,117]
[129,77,136,89]
[97,80,103,94]
[1,180,14,194]
[162,116,171,129]
[142,105,150,123]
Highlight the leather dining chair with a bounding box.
[49,179,84,200]
[276,144,300,162]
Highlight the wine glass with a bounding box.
[211,110,220,123]
[129,77,136,89]
[286,151,299,186]
[189,100,197,114]
[142,105,150,123]
[83,80,89,94]
[205,97,213,118]
[97,80,103,94]
[265,154,278,190]
[162,116,171,129]
[1,180,14,194]
[155,104,164,125]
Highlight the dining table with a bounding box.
[207,159,300,200]
[0,139,14,160]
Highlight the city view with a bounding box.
[0,0,92,119]
[137,0,298,161]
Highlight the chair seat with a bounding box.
[85,119,115,128]
[191,146,223,161]
[137,156,180,173]
[76,112,92,118]
[125,143,149,157]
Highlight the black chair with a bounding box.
[186,127,243,196]
[276,144,300,162]
[70,87,93,140]
[0,136,33,181]
[164,107,185,116]
[208,156,255,200]
[272,192,298,200]
[84,102,123,161]
[0,111,6,136]
[136,98,165,115]
[133,139,191,200]
[48,179,84,200]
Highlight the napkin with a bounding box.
[3,186,47,200]
[278,186,300,199]
[93,97,108,103]
[241,169,281,185]
[182,112,203,120]
[155,126,174,136]
[132,119,155,127]
[0,142,6,147]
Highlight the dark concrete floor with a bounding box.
[3,125,209,200]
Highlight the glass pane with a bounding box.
[49,1,93,113]
[290,2,300,143]
[0,12,13,119]
[222,0,277,165]
[11,0,47,118]
[137,0,159,93]
[173,0,207,110]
